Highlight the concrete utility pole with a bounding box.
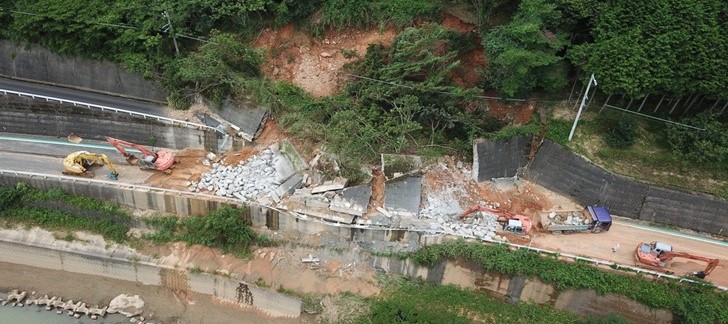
[568,74,597,142]
[162,11,180,56]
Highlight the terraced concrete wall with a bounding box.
[0,40,166,102]
[0,94,218,151]
[0,239,301,318]
[372,256,673,323]
[0,172,437,246]
[473,138,728,236]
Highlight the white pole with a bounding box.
[568,74,597,142]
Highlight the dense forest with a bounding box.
[1,0,727,191]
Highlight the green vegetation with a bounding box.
[0,183,131,242]
[2,0,727,194]
[604,118,638,148]
[406,240,728,324]
[360,276,631,323]
[144,206,274,257]
[483,0,569,97]
[666,111,728,166]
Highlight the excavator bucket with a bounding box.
[125,154,140,165]
[107,172,119,180]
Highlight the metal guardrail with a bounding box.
[0,88,221,134]
[1,169,726,292]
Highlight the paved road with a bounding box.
[0,77,168,116]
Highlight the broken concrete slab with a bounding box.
[275,173,304,199]
[311,177,348,194]
[215,97,269,141]
[383,175,422,218]
[329,184,371,216]
[278,140,309,172]
[293,208,356,224]
[355,213,397,227]
[381,154,422,180]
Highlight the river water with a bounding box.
[0,305,129,323]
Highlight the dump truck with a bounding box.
[539,205,612,234]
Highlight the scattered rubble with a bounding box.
[190,147,297,202]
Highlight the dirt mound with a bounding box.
[254,24,397,98]
[145,148,209,191]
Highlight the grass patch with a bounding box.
[0,183,131,242]
[359,277,617,323]
[406,240,728,323]
[143,206,277,258]
[562,110,728,198]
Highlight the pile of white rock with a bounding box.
[418,193,504,241]
[189,149,281,201]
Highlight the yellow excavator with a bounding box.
[62,151,119,180]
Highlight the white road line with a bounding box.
[620,222,728,247]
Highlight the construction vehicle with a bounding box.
[539,206,612,234]
[460,205,533,236]
[62,151,119,180]
[635,241,719,279]
[105,136,176,173]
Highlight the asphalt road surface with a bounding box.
[0,77,168,116]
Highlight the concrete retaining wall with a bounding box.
[372,256,673,323]
[0,94,218,152]
[472,136,530,181]
[0,239,301,317]
[0,40,166,102]
[473,137,728,236]
[0,172,443,246]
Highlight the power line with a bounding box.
[601,104,705,131]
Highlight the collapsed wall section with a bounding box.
[0,94,218,151]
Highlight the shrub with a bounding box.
[605,118,639,148]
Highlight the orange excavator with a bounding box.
[635,241,719,279]
[105,136,176,173]
[460,205,533,236]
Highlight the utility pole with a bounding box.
[162,11,180,56]
[568,74,597,142]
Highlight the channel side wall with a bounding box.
[0,239,301,317]
[0,40,166,102]
[0,94,218,152]
[473,137,728,236]
[371,256,673,323]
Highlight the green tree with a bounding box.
[178,206,259,252]
[168,31,262,107]
[569,0,728,100]
[482,0,569,97]
[666,111,728,166]
[604,118,639,148]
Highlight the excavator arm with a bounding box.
[659,251,720,278]
[63,151,119,180]
[460,205,533,235]
[105,136,175,172]
[105,136,155,158]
